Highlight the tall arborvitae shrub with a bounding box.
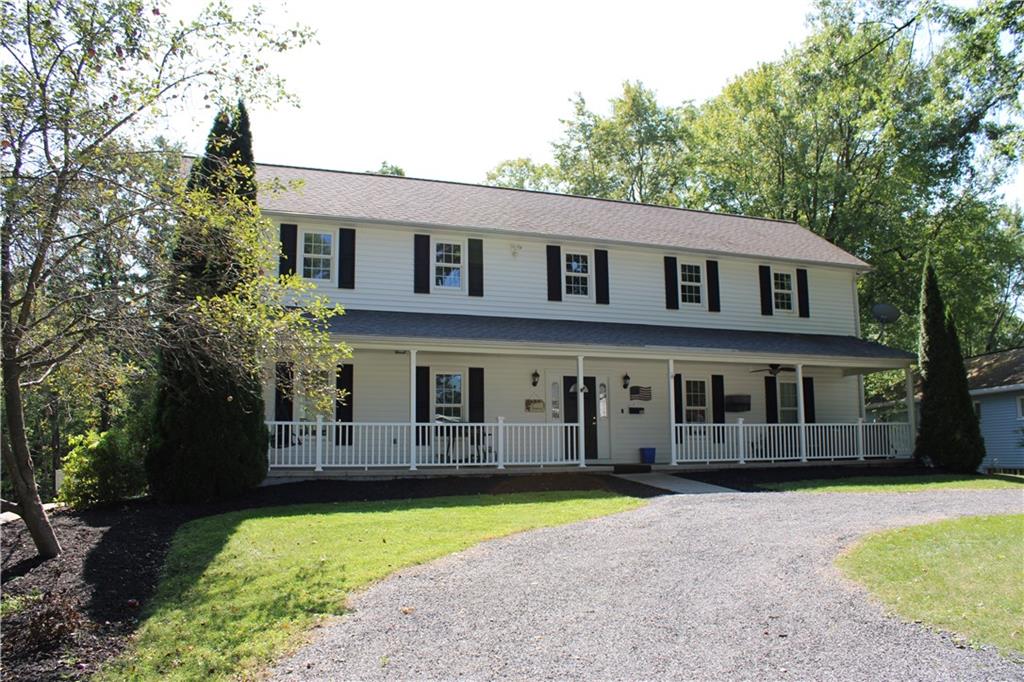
[913,260,986,472]
[147,103,268,502]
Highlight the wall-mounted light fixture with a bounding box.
[531,370,540,387]
[622,373,631,389]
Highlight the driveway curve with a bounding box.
[272,489,1023,681]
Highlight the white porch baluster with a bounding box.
[497,416,505,469]
[668,358,677,465]
[856,417,865,460]
[737,418,746,464]
[409,349,418,471]
[315,415,324,472]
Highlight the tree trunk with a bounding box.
[1,362,62,558]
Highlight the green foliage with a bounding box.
[57,429,147,509]
[838,514,1024,657]
[486,157,559,191]
[148,104,270,502]
[915,261,986,472]
[369,161,406,176]
[102,491,644,680]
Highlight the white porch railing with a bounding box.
[266,419,580,470]
[674,420,914,464]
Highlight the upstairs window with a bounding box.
[434,242,462,289]
[773,270,794,312]
[680,263,703,305]
[434,372,463,420]
[302,232,332,281]
[565,252,590,297]
[779,382,798,423]
[684,379,707,423]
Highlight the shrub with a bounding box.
[57,428,146,508]
[4,591,81,655]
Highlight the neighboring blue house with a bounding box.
[968,348,1023,473]
[868,347,1023,473]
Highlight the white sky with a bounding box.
[163,0,1022,204]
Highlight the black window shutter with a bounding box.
[764,376,779,423]
[711,375,725,423]
[758,265,773,316]
[414,234,430,294]
[664,256,679,310]
[469,367,485,422]
[706,260,721,312]
[802,376,816,423]
[594,249,609,304]
[274,362,293,421]
[416,366,430,445]
[673,373,684,423]
[335,363,353,445]
[468,238,484,297]
[546,245,562,301]
[279,224,297,276]
[337,228,356,289]
[796,268,810,318]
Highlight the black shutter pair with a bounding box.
[763,375,816,423]
[546,245,610,304]
[414,235,484,296]
[672,374,726,424]
[663,257,720,312]
[279,224,356,289]
[759,266,810,317]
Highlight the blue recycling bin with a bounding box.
[639,447,656,464]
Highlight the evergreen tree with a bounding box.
[914,260,986,472]
[147,102,268,502]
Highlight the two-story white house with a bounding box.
[258,163,916,473]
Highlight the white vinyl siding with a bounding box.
[270,216,860,336]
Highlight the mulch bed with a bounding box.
[0,472,660,681]
[679,460,939,491]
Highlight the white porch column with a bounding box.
[577,354,586,468]
[409,349,418,471]
[796,363,807,462]
[667,359,677,465]
[904,365,916,436]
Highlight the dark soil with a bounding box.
[679,460,940,492]
[0,473,660,681]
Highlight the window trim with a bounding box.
[771,267,796,314]
[563,249,594,300]
[432,368,465,422]
[678,260,706,309]
[430,236,467,294]
[682,375,710,424]
[777,380,799,424]
[299,228,334,282]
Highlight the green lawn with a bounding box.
[759,473,1024,493]
[838,514,1024,658]
[101,490,644,681]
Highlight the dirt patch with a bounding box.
[0,473,659,681]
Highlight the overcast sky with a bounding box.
[164,0,1022,205]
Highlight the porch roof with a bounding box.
[330,310,913,364]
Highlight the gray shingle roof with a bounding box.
[256,163,868,269]
[330,310,913,361]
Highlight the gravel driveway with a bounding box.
[272,488,1023,681]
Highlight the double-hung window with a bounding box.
[773,270,794,312]
[434,241,462,289]
[564,252,590,297]
[684,379,708,423]
[302,232,332,281]
[434,372,463,420]
[680,263,703,305]
[778,382,799,423]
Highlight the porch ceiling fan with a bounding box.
[750,363,795,376]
